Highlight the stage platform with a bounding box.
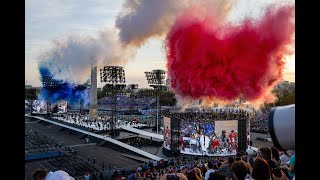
[121,126,163,140]
[180,148,236,157]
[179,146,258,157]
[25,114,163,161]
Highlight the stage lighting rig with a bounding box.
[100,66,126,135]
[145,69,166,134]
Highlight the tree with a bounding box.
[160,91,176,106]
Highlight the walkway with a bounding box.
[25,114,163,161]
[121,126,163,140]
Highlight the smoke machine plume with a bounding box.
[37,0,235,106]
[165,5,295,107]
[38,67,90,106]
[115,0,234,47]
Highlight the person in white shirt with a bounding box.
[84,172,90,180]
[200,132,210,153]
[204,161,216,180]
[45,170,75,180]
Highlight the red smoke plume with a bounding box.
[165,5,294,105]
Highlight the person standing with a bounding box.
[200,132,210,154]
[84,172,90,180]
[205,161,216,180]
[93,155,96,165]
[87,155,90,163]
[229,130,234,144]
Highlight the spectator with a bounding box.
[252,158,271,180]
[219,156,235,179]
[91,173,97,180]
[231,161,248,180]
[246,148,255,167]
[287,154,295,179]
[271,147,281,166]
[32,169,47,180]
[128,171,140,180]
[153,161,158,169]
[184,168,201,180]
[205,161,216,180]
[235,152,242,161]
[194,167,203,180]
[200,164,207,177]
[259,147,286,179]
[121,168,126,177]
[84,172,90,180]
[160,173,188,180]
[45,170,75,180]
[279,151,291,166]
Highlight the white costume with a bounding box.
[200,135,210,152]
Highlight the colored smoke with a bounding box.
[38,28,136,84]
[38,67,90,106]
[116,0,234,47]
[37,0,235,105]
[165,5,294,106]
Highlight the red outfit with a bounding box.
[229,133,233,143]
[180,137,185,151]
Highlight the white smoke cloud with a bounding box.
[38,28,136,84]
[115,0,186,47]
[38,0,235,85]
[116,0,234,47]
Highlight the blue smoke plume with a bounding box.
[38,66,90,107]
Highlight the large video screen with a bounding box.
[163,116,171,150]
[180,119,239,155]
[32,100,47,114]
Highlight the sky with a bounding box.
[25,0,295,88]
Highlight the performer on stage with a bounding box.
[234,130,238,148]
[180,133,185,151]
[165,126,171,148]
[199,131,210,153]
[229,130,234,144]
[209,132,216,152]
[189,135,197,152]
[193,129,200,152]
[221,130,227,148]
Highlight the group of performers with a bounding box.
[180,129,238,155]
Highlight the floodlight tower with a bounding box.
[100,66,126,135]
[42,75,60,114]
[145,69,166,134]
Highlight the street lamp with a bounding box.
[145,69,166,134]
[100,66,126,135]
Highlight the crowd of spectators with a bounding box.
[51,113,155,132]
[108,146,295,180]
[98,95,156,110]
[250,108,271,133]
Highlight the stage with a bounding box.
[162,110,251,157]
[180,148,236,157]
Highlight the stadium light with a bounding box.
[144,69,166,134]
[42,75,62,114]
[100,66,126,135]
